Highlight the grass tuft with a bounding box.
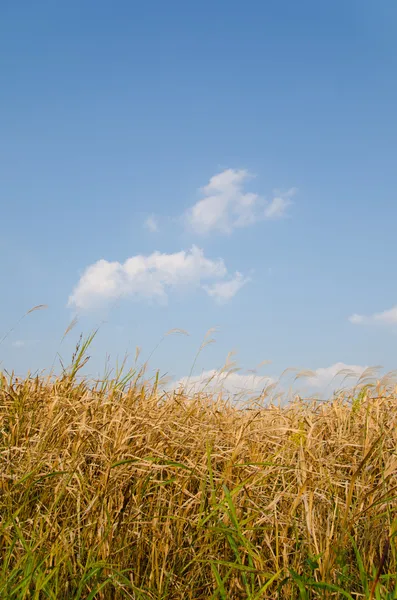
[1,336,397,598]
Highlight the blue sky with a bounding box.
[1,1,397,395]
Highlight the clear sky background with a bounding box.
[1,1,397,395]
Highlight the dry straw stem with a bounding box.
[1,353,397,598]
[0,304,48,347]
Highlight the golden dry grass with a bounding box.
[1,342,397,598]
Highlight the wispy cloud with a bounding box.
[349,305,397,326]
[12,340,38,348]
[203,272,250,304]
[68,246,248,310]
[264,188,297,219]
[144,215,159,233]
[185,169,296,235]
[12,340,27,348]
[348,314,366,324]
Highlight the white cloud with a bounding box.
[303,362,367,390]
[349,305,397,326]
[144,215,159,233]
[174,369,275,397]
[68,246,248,310]
[185,169,295,234]
[349,313,366,324]
[12,340,38,348]
[171,362,374,403]
[12,340,27,348]
[374,306,397,324]
[203,272,250,304]
[263,188,296,219]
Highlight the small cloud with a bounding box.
[68,246,248,310]
[144,215,159,233]
[349,314,366,324]
[12,340,38,348]
[349,305,397,326]
[203,272,250,304]
[264,188,297,220]
[184,169,296,235]
[12,340,26,348]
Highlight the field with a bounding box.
[1,334,397,599]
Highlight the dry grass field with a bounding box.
[1,332,397,599]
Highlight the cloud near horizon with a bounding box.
[171,362,368,403]
[68,246,249,310]
[185,169,296,234]
[173,369,275,397]
[12,339,39,349]
[349,305,397,326]
[144,215,159,233]
[302,362,367,390]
